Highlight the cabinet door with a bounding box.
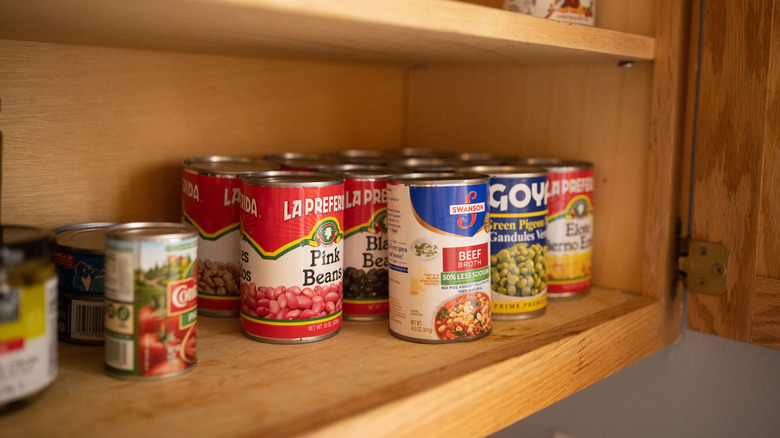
[686,1,780,350]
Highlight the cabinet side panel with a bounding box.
[405,63,652,294]
[0,40,404,229]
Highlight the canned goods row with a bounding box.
[181,151,593,344]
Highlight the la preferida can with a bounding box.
[387,173,492,343]
[104,223,198,380]
[239,171,345,343]
[1,225,57,410]
[332,167,394,320]
[526,159,594,298]
[462,165,548,319]
[182,156,279,317]
[53,223,114,344]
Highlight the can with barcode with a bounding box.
[104,223,198,380]
[182,156,279,317]
[53,223,114,345]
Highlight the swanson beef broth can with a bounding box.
[104,223,198,380]
[182,156,279,316]
[462,165,548,319]
[239,172,345,343]
[332,167,395,320]
[525,159,594,298]
[387,173,492,343]
[53,223,114,344]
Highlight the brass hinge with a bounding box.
[677,238,729,295]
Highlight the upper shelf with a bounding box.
[0,0,654,64]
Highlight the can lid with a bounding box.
[241,171,344,187]
[458,164,546,177]
[388,172,489,186]
[1,225,53,267]
[183,156,280,176]
[54,223,115,253]
[514,157,594,171]
[106,222,198,242]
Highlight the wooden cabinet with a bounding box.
[0,1,694,436]
[684,1,780,350]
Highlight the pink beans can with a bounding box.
[239,171,345,343]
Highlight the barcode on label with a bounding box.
[104,335,134,371]
[70,299,104,340]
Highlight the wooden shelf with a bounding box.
[1,287,668,437]
[0,0,654,64]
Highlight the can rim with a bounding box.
[387,172,489,186]
[240,171,344,187]
[54,222,116,253]
[182,156,280,176]
[458,164,547,177]
[105,222,198,242]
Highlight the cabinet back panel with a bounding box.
[0,40,405,229]
[406,63,653,293]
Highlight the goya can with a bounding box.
[333,167,394,320]
[182,156,279,316]
[463,165,548,319]
[387,173,492,343]
[104,223,198,379]
[239,171,345,343]
[525,159,594,297]
[1,225,57,410]
[53,223,114,344]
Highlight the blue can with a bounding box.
[463,165,548,320]
[54,223,114,344]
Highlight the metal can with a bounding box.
[1,225,57,410]
[462,165,548,319]
[328,149,391,166]
[239,171,345,343]
[182,156,279,316]
[390,156,462,173]
[504,0,596,26]
[387,173,492,343]
[524,159,594,298]
[333,168,395,320]
[53,222,114,344]
[263,152,338,172]
[104,223,198,380]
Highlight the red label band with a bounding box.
[198,295,239,312]
[548,278,591,294]
[240,312,342,339]
[343,300,389,316]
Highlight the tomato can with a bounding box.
[239,171,345,343]
[387,173,492,343]
[524,159,594,298]
[182,156,279,317]
[1,225,57,411]
[53,222,114,344]
[504,0,596,26]
[462,165,548,319]
[104,223,198,380]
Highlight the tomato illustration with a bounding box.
[138,305,162,335]
[179,326,197,364]
[139,333,169,374]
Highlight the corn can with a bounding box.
[525,159,594,297]
[104,223,198,380]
